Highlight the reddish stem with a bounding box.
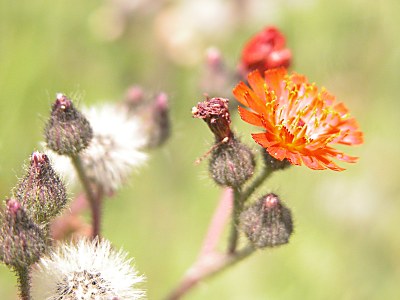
[164,188,256,300]
[70,155,103,239]
[200,188,233,256]
[165,247,254,300]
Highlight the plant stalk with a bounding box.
[227,188,242,254]
[165,246,255,300]
[70,154,102,238]
[16,266,31,300]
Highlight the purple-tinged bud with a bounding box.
[14,151,67,224]
[209,138,255,188]
[240,193,293,248]
[146,92,170,148]
[0,199,47,269]
[192,97,232,142]
[206,47,224,72]
[200,47,233,98]
[124,85,145,109]
[262,149,291,171]
[45,93,93,155]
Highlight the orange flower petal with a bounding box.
[302,156,325,170]
[238,106,264,127]
[247,70,267,101]
[264,68,287,96]
[233,82,266,114]
[251,133,278,148]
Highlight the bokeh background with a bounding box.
[1,0,399,299]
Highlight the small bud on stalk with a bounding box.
[124,85,145,109]
[240,193,293,248]
[0,199,47,269]
[146,92,171,148]
[44,93,93,155]
[209,138,255,188]
[193,97,255,187]
[200,47,232,97]
[14,152,67,224]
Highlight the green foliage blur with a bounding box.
[1,0,399,299]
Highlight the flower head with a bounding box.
[239,26,291,76]
[234,68,363,171]
[46,103,148,194]
[192,97,232,141]
[33,238,145,300]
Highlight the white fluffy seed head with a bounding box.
[33,238,145,300]
[44,103,148,194]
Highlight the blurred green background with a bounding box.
[1,0,399,299]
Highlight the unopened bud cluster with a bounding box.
[240,194,293,248]
[1,151,67,271]
[45,93,93,155]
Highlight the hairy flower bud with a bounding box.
[14,152,67,224]
[44,93,93,155]
[192,97,232,142]
[146,92,171,148]
[240,193,293,248]
[124,85,145,108]
[209,138,255,187]
[200,47,231,97]
[0,199,47,269]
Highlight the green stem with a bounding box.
[165,245,255,300]
[228,188,242,253]
[16,266,31,300]
[70,154,101,238]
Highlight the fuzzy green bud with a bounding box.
[0,199,47,269]
[44,93,93,155]
[209,138,255,187]
[240,193,293,248]
[14,152,67,224]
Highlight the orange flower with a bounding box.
[233,68,363,171]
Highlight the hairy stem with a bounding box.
[70,154,102,238]
[200,188,233,256]
[16,266,31,300]
[165,246,255,300]
[242,167,272,202]
[227,188,242,254]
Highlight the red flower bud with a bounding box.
[239,26,291,76]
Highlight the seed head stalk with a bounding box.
[70,154,102,238]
